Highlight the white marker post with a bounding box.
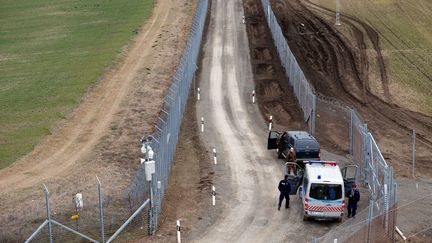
[197,87,200,101]
[242,15,245,24]
[212,186,216,206]
[252,90,255,104]
[201,117,204,133]
[268,115,273,131]
[213,148,217,165]
[176,220,181,243]
[395,226,407,241]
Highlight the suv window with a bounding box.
[289,137,295,146]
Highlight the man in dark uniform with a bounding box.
[278,175,291,210]
[346,184,360,218]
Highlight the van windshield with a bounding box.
[310,184,342,200]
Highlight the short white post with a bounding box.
[268,115,273,131]
[252,90,255,104]
[201,117,204,133]
[395,226,407,241]
[212,186,216,206]
[334,239,338,243]
[176,220,181,243]
[242,15,245,24]
[197,87,200,101]
[213,148,217,165]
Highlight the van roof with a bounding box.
[305,162,343,184]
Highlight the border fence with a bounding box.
[260,0,397,242]
[22,0,209,242]
[137,0,208,233]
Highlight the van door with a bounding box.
[341,165,358,193]
[267,131,280,150]
[284,162,303,194]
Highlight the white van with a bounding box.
[287,161,357,222]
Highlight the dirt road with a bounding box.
[185,0,347,241]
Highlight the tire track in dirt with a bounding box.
[273,0,367,104]
[365,0,432,82]
[269,0,432,176]
[302,0,432,142]
[300,0,391,103]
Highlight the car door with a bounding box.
[267,131,280,150]
[284,162,303,195]
[341,165,358,193]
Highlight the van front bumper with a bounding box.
[305,210,343,219]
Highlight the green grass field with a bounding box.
[0,0,154,168]
[311,0,432,114]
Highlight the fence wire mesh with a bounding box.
[138,0,208,233]
[261,0,316,136]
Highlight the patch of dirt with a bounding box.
[0,0,197,241]
[267,0,432,178]
[243,0,307,132]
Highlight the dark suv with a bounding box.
[267,130,320,161]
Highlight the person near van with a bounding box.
[346,184,360,218]
[278,175,291,210]
[286,147,297,174]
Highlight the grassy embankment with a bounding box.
[312,0,432,114]
[0,0,154,168]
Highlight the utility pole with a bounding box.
[335,0,341,26]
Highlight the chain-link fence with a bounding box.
[260,0,398,242]
[140,0,208,233]
[22,0,209,242]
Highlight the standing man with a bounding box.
[346,184,360,218]
[278,175,291,210]
[286,147,297,175]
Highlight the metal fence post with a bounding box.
[349,108,354,155]
[384,183,389,232]
[149,177,155,235]
[335,0,341,26]
[312,95,316,136]
[363,124,369,187]
[412,129,416,178]
[367,196,374,243]
[97,176,105,243]
[43,184,53,243]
